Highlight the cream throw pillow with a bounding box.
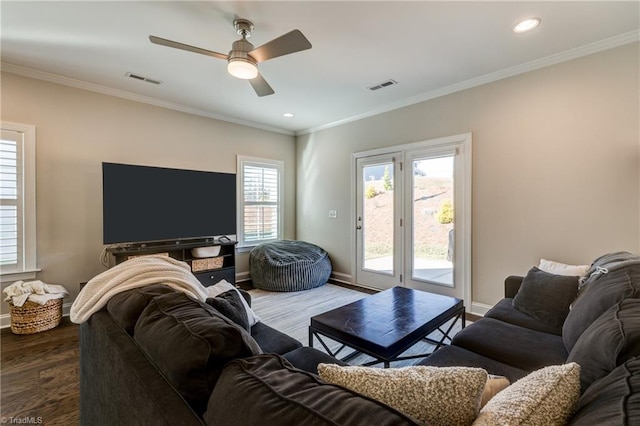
[318,364,487,426]
[473,363,580,426]
[539,259,589,277]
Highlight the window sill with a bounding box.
[237,239,282,253]
[1,269,41,283]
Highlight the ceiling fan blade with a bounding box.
[249,30,311,63]
[149,35,228,60]
[249,73,275,97]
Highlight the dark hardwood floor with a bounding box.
[1,318,79,426]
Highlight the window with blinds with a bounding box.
[1,123,36,277]
[237,157,283,247]
[1,131,22,269]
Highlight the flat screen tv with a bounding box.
[102,162,236,245]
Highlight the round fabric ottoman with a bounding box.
[249,240,332,292]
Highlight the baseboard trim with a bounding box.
[469,302,492,317]
[328,271,352,286]
[235,271,251,283]
[328,274,494,313]
[1,313,10,329]
[1,302,73,329]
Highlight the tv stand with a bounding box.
[123,237,217,251]
[107,238,237,286]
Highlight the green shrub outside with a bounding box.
[383,166,393,191]
[365,185,377,199]
[437,200,454,224]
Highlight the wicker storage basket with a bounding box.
[9,298,63,334]
[191,256,224,272]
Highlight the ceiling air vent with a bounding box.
[125,72,162,85]
[367,79,397,91]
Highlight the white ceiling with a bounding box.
[2,1,639,135]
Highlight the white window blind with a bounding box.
[0,123,36,278]
[0,131,21,268]
[237,157,283,247]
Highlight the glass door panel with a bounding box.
[355,154,401,290]
[411,155,454,287]
[363,162,394,274]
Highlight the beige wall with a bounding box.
[0,72,296,315]
[1,42,638,319]
[296,43,640,309]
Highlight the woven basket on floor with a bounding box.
[9,298,63,334]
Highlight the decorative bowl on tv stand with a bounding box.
[191,246,222,258]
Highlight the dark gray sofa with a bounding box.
[79,286,416,425]
[80,253,640,425]
[420,254,640,425]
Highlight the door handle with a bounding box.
[356,225,362,230]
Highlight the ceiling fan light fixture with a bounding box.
[513,17,541,33]
[150,17,310,96]
[227,58,258,80]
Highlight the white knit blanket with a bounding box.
[70,255,208,324]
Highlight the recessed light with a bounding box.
[283,113,294,118]
[513,17,541,33]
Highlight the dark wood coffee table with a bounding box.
[309,286,464,367]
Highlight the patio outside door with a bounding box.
[354,134,471,304]
[355,153,402,290]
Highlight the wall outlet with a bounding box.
[329,210,337,219]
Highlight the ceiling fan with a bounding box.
[149,19,312,97]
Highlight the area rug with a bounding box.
[249,283,466,367]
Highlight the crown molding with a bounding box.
[0,63,294,136]
[296,30,640,136]
[2,29,637,138]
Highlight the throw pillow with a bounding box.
[472,363,580,426]
[106,284,176,334]
[206,279,260,326]
[569,356,640,425]
[206,289,250,331]
[481,375,510,408]
[538,259,590,277]
[204,354,420,425]
[562,266,640,352]
[318,363,487,426]
[134,292,262,415]
[566,298,640,392]
[512,267,579,329]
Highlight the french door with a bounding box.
[355,153,402,290]
[354,134,471,303]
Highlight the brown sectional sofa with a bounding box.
[79,252,640,425]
